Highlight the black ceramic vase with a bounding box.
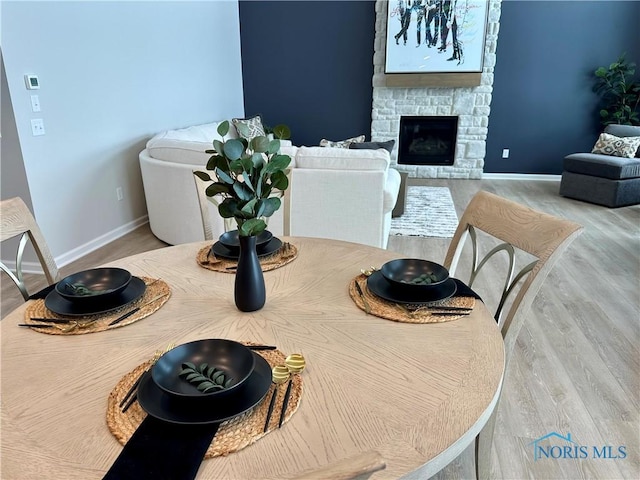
[234,235,266,312]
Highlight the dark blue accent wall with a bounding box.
[486,0,640,174]
[239,0,376,147]
[240,0,640,174]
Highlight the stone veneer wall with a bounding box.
[371,0,502,179]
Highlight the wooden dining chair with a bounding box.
[290,450,386,480]
[0,196,60,300]
[442,190,584,479]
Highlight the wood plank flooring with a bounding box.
[1,178,638,479]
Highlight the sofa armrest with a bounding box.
[383,168,401,213]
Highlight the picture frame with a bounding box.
[385,0,489,74]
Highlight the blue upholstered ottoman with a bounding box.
[560,125,640,208]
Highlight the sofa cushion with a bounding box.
[146,122,238,165]
[605,124,640,140]
[564,153,640,180]
[349,139,396,154]
[295,146,390,171]
[232,115,266,140]
[591,132,640,158]
[604,125,640,158]
[319,135,365,148]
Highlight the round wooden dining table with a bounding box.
[1,237,504,479]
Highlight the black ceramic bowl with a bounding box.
[380,259,449,293]
[55,267,132,303]
[151,339,256,399]
[218,230,273,254]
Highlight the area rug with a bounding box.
[390,186,459,238]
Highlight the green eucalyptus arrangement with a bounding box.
[593,53,640,126]
[194,121,292,237]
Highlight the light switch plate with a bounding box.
[31,95,41,112]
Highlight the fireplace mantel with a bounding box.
[371,0,502,179]
[378,73,482,88]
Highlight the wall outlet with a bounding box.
[31,118,45,136]
[116,187,124,201]
[502,148,510,159]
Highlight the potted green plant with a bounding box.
[194,120,292,312]
[593,53,640,126]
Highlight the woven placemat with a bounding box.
[349,274,475,323]
[106,344,303,458]
[22,277,171,335]
[196,241,298,273]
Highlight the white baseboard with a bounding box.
[4,216,149,275]
[482,173,561,181]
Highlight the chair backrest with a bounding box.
[443,191,583,480]
[443,190,583,365]
[291,450,386,480]
[0,197,60,300]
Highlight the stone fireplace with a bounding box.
[371,0,502,179]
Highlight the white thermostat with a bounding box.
[24,74,40,90]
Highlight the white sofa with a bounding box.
[139,122,401,248]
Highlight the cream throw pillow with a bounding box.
[319,135,366,148]
[591,132,640,158]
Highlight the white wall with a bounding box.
[1,0,244,264]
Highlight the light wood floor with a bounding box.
[1,179,638,479]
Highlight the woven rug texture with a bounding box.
[390,186,459,238]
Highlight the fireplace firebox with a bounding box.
[397,116,458,166]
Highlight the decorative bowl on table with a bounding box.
[151,339,256,399]
[218,230,273,255]
[55,267,132,303]
[380,259,449,293]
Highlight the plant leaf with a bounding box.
[241,198,258,216]
[268,139,281,155]
[207,155,224,171]
[239,218,266,236]
[197,381,215,392]
[272,124,291,140]
[251,153,266,169]
[260,197,281,218]
[251,135,270,153]
[218,198,239,218]
[217,120,230,137]
[236,123,251,139]
[213,139,225,155]
[224,139,245,161]
[270,170,289,191]
[215,167,234,185]
[264,154,291,173]
[233,181,253,201]
[241,156,254,174]
[229,158,245,174]
[193,171,211,182]
[205,183,229,197]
